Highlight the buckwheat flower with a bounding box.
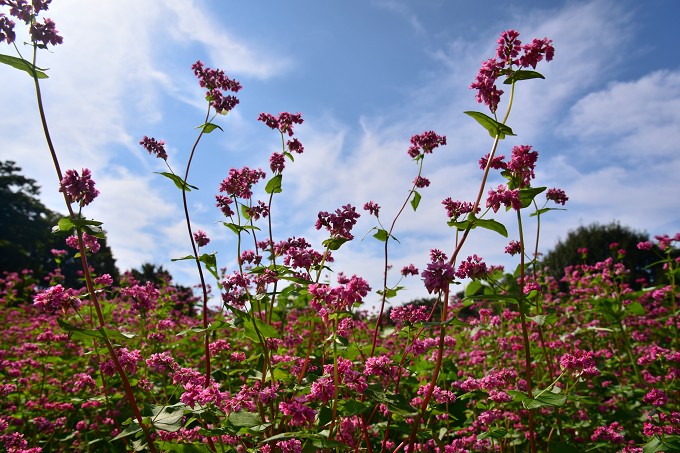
[470,57,505,113]
[279,398,316,427]
[0,14,16,44]
[192,60,241,114]
[30,16,62,46]
[82,232,100,253]
[276,439,302,453]
[407,131,447,158]
[507,145,538,188]
[590,422,625,444]
[422,258,455,294]
[442,198,478,221]
[546,188,568,205]
[121,281,160,313]
[363,201,380,217]
[401,264,419,276]
[94,273,113,287]
[637,241,654,251]
[643,388,668,407]
[496,29,522,65]
[365,355,394,378]
[479,153,507,171]
[218,167,266,199]
[215,194,235,217]
[245,200,269,220]
[316,204,360,240]
[59,168,99,206]
[505,240,521,255]
[34,284,73,311]
[519,37,555,69]
[258,112,304,136]
[269,152,286,174]
[139,136,168,160]
[413,175,430,188]
[456,254,488,279]
[486,184,521,212]
[50,248,66,257]
[193,229,210,247]
[287,137,304,154]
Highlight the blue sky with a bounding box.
[2,0,679,306]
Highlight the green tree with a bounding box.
[541,222,659,287]
[0,160,120,289]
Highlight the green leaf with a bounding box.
[474,218,508,237]
[642,435,680,453]
[373,229,389,242]
[339,399,370,416]
[171,255,195,262]
[155,172,199,192]
[53,217,75,234]
[111,423,142,441]
[530,207,565,217]
[196,122,223,133]
[478,427,508,440]
[265,174,283,194]
[322,236,349,251]
[626,302,645,316]
[463,111,516,139]
[376,286,404,299]
[503,69,545,85]
[523,392,567,409]
[227,411,262,428]
[145,403,186,432]
[242,316,279,343]
[527,314,558,326]
[176,320,227,336]
[0,54,49,78]
[448,215,508,237]
[464,280,483,297]
[518,186,546,208]
[58,318,135,341]
[410,190,422,211]
[221,222,260,235]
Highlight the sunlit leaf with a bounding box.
[265,174,283,194]
[196,122,223,133]
[503,69,545,84]
[155,172,199,192]
[0,54,49,78]
[464,111,515,139]
[411,190,422,211]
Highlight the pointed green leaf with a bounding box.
[0,54,49,78]
[523,392,567,409]
[463,111,515,139]
[58,318,135,340]
[373,229,389,242]
[410,190,422,211]
[155,172,199,192]
[227,411,262,428]
[465,280,483,297]
[145,403,186,432]
[221,222,260,235]
[323,236,349,251]
[196,122,223,133]
[503,70,545,85]
[265,174,283,194]
[176,320,228,336]
[474,218,508,237]
[171,255,195,262]
[517,187,546,208]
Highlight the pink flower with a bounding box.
[140,136,168,160]
[30,17,62,47]
[59,168,99,206]
[258,112,304,136]
[643,388,668,407]
[218,167,266,199]
[363,201,380,217]
[456,254,488,279]
[422,258,455,294]
[486,184,521,212]
[316,204,360,240]
[33,284,75,311]
[192,60,241,114]
[407,131,447,158]
[193,229,210,247]
[546,188,568,205]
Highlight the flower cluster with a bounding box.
[471,29,554,112]
[315,204,360,240]
[139,136,168,161]
[193,229,210,248]
[407,130,447,159]
[422,250,455,294]
[308,274,370,320]
[192,60,242,114]
[258,112,304,137]
[442,198,478,222]
[0,0,62,47]
[59,168,99,207]
[218,166,266,199]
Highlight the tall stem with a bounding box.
[30,46,157,453]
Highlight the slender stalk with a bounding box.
[29,46,157,453]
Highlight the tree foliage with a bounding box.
[0,160,119,289]
[541,222,659,287]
